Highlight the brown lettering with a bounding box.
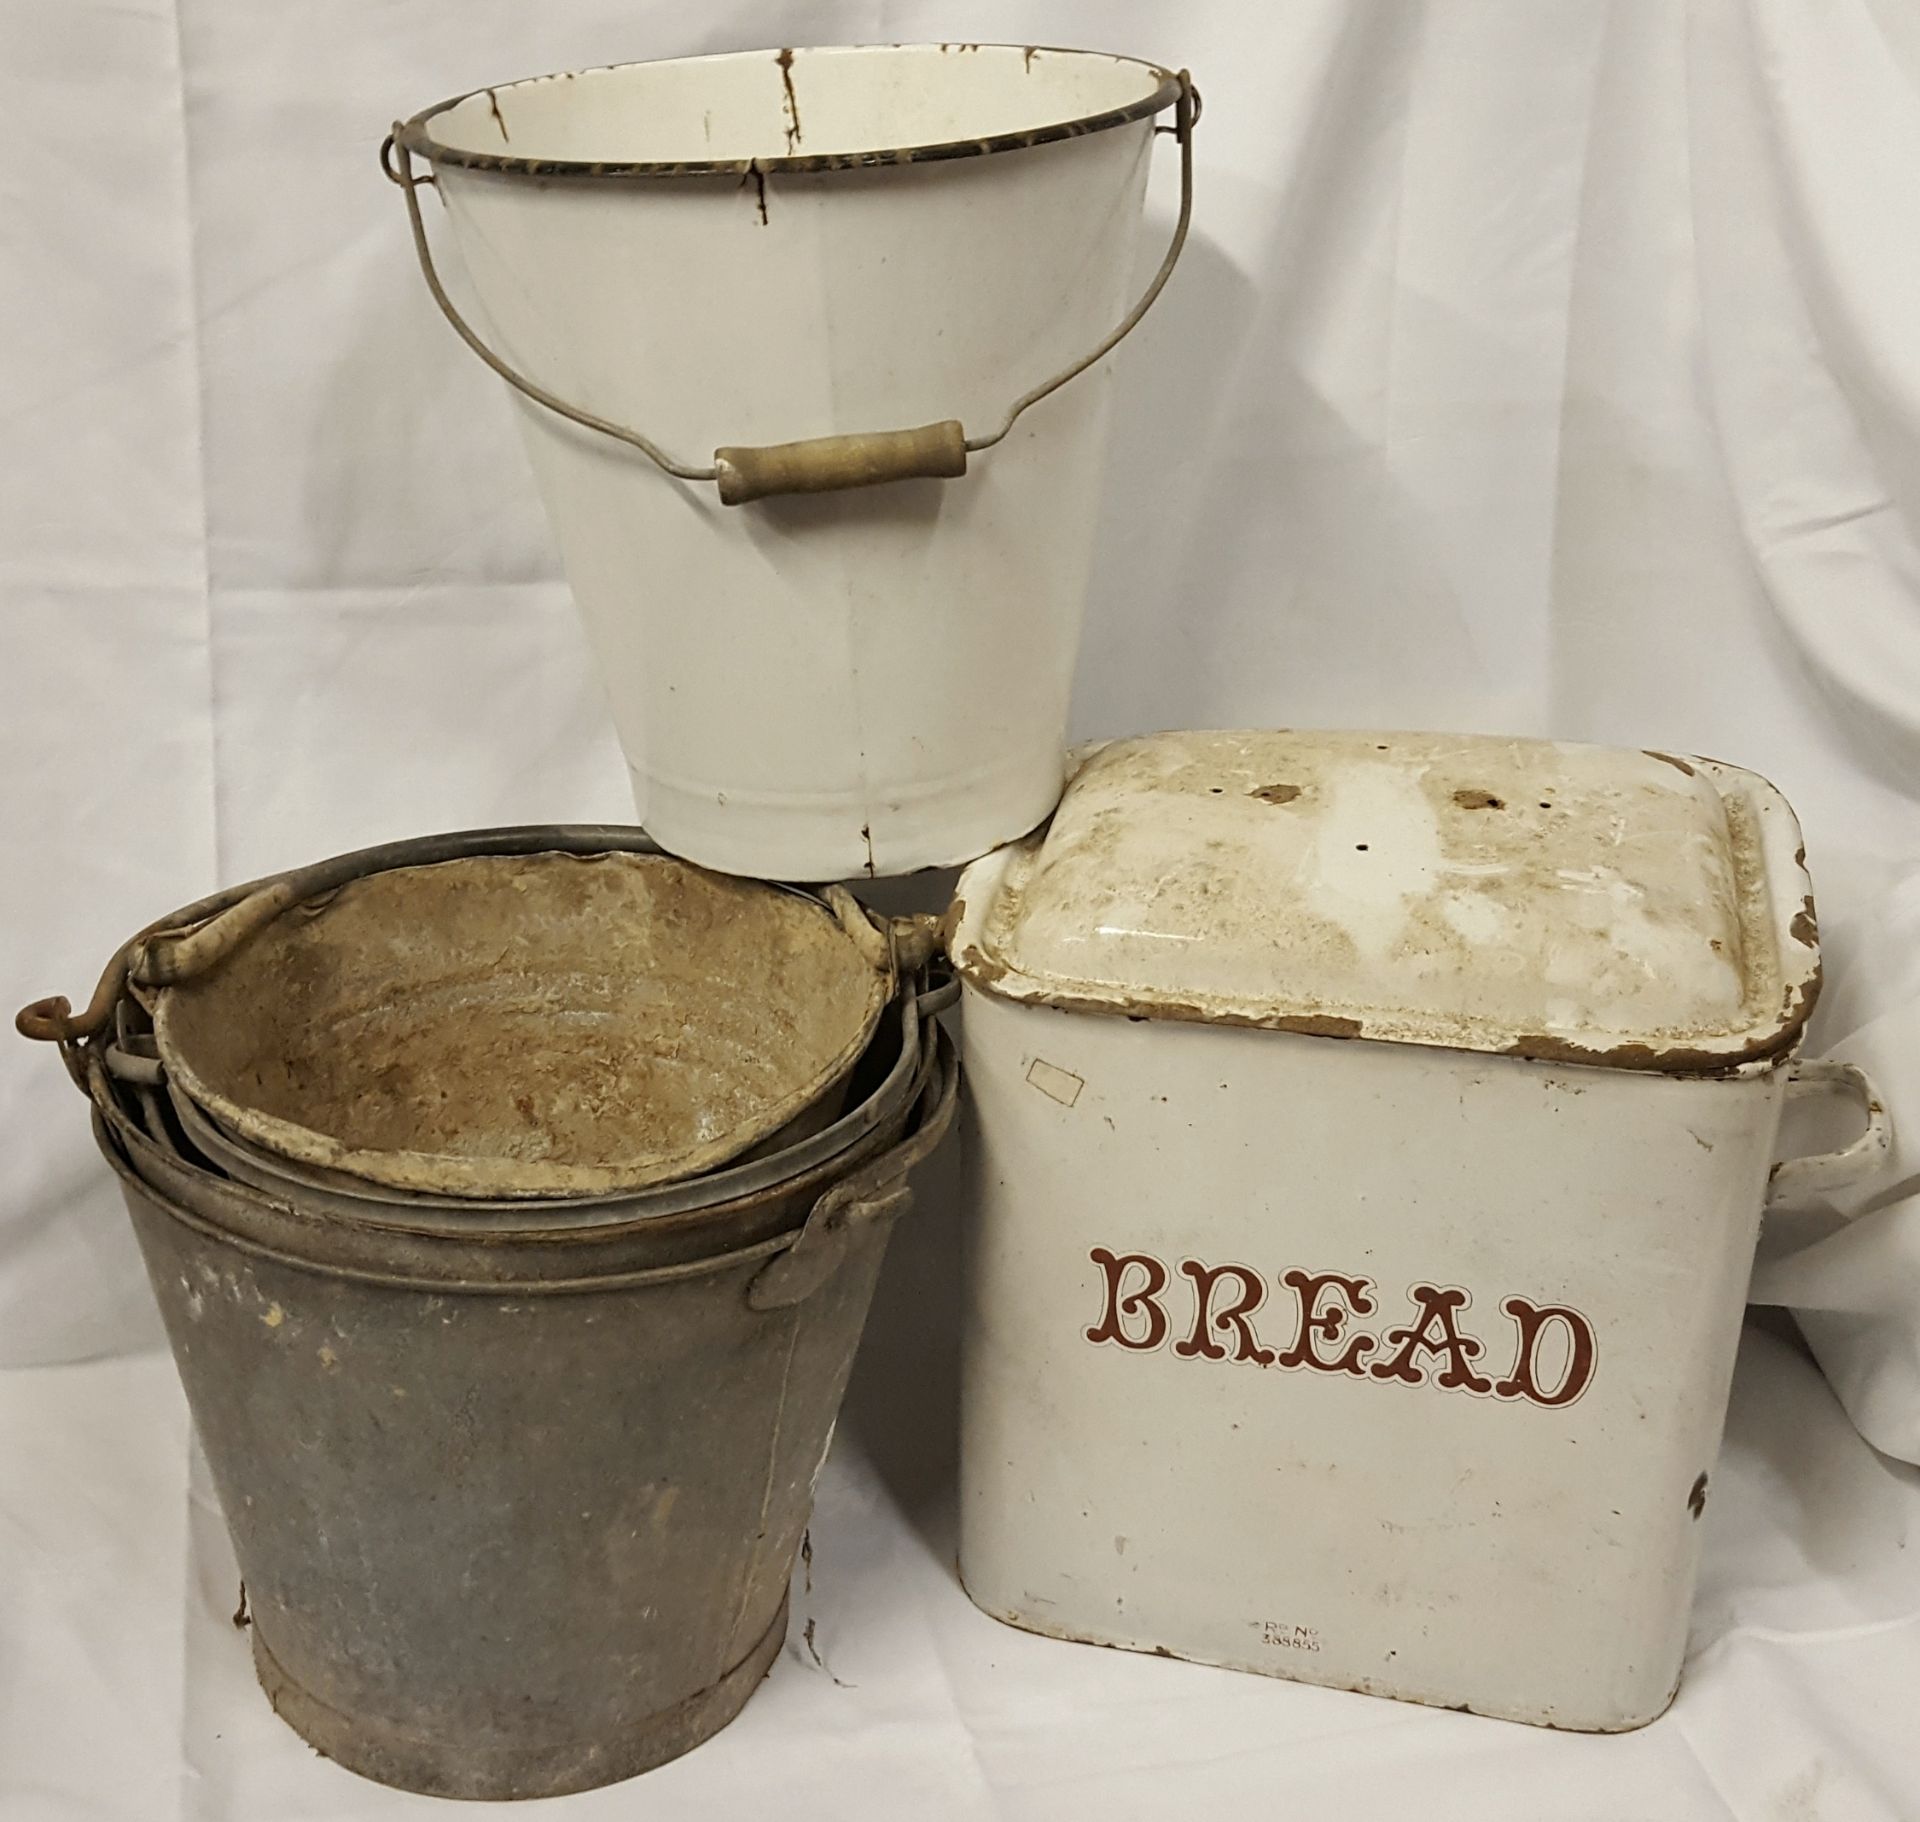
[1369,1285,1493,1392]
[1085,1248,1170,1350]
[1175,1260,1275,1363]
[1275,1270,1377,1376]
[1494,1297,1597,1406]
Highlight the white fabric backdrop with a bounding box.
[4,1,1918,1815]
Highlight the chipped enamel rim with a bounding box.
[949,750,1823,1077]
[394,44,1181,180]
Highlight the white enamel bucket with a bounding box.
[388,46,1195,880]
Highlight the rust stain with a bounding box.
[1507,1032,1745,1074]
[1452,788,1505,810]
[1500,972,1819,1075]
[1338,1676,1632,1730]
[775,48,802,151]
[1273,1013,1363,1039]
[799,1612,850,1686]
[1645,750,1696,777]
[1688,1471,1709,1520]
[742,161,769,225]
[1249,783,1302,805]
[1789,896,1817,948]
[485,88,509,143]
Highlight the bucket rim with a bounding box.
[393,43,1181,181]
[92,1027,958,1294]
[152,983,936,1230]
[145,847,895,1200]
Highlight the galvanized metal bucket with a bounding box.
[385,45,1197,880]
[19,826,960,1797]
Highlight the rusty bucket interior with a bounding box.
[147,851,893,1199]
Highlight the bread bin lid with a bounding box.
[948,730,1821,1072]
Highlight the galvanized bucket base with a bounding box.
[253,1593,789,1801]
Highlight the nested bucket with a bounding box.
[386,45,1196,880]
[116,830,905,1199]
[151,982,939,1233]
[19,833,959,1799]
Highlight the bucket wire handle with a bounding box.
[748,1029,959,1312]
[381,69,1198,506]
[962,69,1196,462]
[15,875,267,1057]
[14,824,670,1054]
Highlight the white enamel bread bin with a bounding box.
[950,730,1892,1730]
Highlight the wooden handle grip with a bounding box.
[714,420,968,505]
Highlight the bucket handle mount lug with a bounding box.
[15,825,674,1055]
[382,70,1198,506]
[748,1032,959,1312]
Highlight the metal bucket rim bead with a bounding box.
[380,49,1197,505]
[143,982,948,1229]
[83,1028,926,1289]
[389,44,1184,182]
[92,1025,959,1298]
